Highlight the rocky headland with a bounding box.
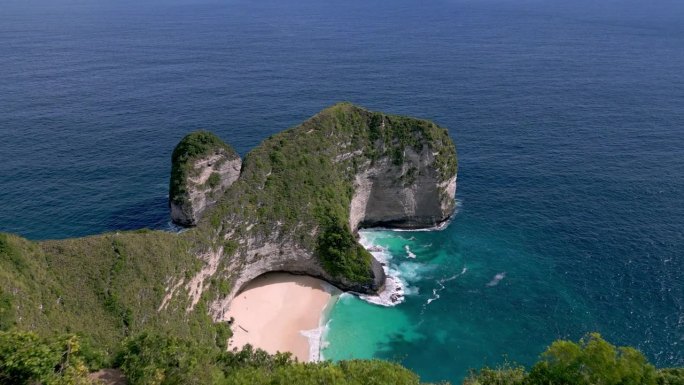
[0,102,457,355]
[169,103,458,320]
[169,131,242,226]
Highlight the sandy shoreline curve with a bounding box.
[226,272,339,362]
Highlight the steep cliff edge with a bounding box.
[183,103,457,320]
[348,115,457,231]
[0,103,456,354]
[169,131,241,226]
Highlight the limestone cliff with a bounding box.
[0,103,457,354]
[349,130,457,231]
[169,131,241,226]
[169,103,457,321]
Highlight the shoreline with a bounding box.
[225,220,455,360]
[226,273,339,362]
[302,286,340,361]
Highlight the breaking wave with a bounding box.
[405,245,417,259]
[356,226,449,307]
[305,287,340,362]
[426,267,467,305]
[486,272,506,287]
[357,232,407,306]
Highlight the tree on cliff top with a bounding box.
[316,214,372,284]
[169,130,238,205]
[465,333,672,385]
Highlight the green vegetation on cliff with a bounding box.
[316,216,373,283]
[0,103,458,360]
[169,130,238,206]
[202,102,456,286]
[0,230,226,359]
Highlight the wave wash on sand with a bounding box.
[226,273,339,362]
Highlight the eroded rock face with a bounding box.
[169,131,241,226]
[0,104,457,352]
[209,240,386,321]
[349,143,457,232]
[161,104,457,319]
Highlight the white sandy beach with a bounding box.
[226,273,338,362]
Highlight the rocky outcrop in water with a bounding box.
[175,103,459,320]
[169,131,241,226]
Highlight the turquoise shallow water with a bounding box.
[324,197,682,383]
[1,0,682,383]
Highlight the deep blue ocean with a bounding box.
[1,0,682,382]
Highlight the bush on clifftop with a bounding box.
[169,131,237,205]
[0,331,92,385]
[464,333,682,385]
[316,214,373,283]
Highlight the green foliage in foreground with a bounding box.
[114,332,426,385]
[221,360,423,385]
[0,331,91,385]
[2,330,682,385]
[464,333,682,385]
[115,332,427,385]
[0,331,427,385]
[0,230,226,360]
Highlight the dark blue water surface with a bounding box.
[1,0,682,382]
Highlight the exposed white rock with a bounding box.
[163,105,457,317]
[170,150,241,226]
[185,246,223,311]
[350,145,456,232]
[158,278,185,312]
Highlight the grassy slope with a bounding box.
[0,230,227,357]
[169,130,239,206]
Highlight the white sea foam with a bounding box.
[426,267,467,305]
[304,288,339,362]
[356,221,457,307]
[486,272,506,287]
[405,245,416,259]
[359,260,407,306]
[302,317,335,362]
[318,317,333,361]
[337,292,354,301]
[397,262,425,282]
[357,232,406,306]
[426,288,440,305]
[301,327,325,362]
[166,220,187,233]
